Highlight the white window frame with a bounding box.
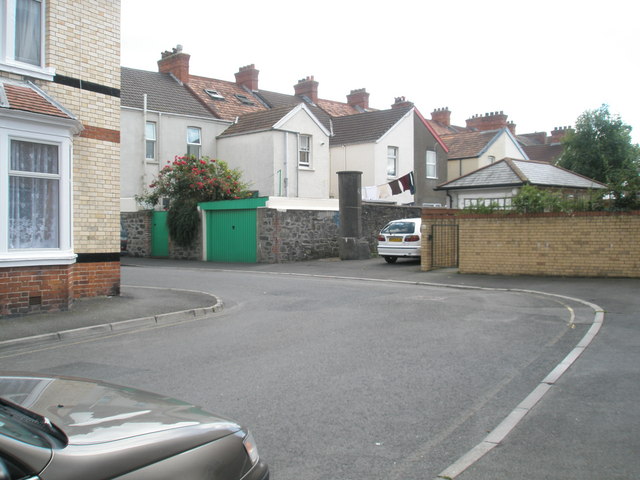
[298,134,311,168]
[0,114,76,267]
[387,146,398,177]
[145,121,156,160]
[426,150,437,179]
[0,0,55,80]
[186,126,201,158]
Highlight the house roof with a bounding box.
[522,143,564,163]
[440,129,506,159]
[121,67,216,118]
[0,80,73,119]
[330,105,413,146]
[217,103,329,138]
[186,75,269,120]
[437,158,607,190]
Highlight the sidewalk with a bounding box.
[0,284,221,350]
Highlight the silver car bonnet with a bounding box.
[0,374,240,446]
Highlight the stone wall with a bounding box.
[121,211,152,257]
[257,209,341,263]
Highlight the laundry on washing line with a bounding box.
[362,171,415,200]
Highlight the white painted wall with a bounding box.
[218,107,331,199]
[330,110,415,204]
[120,107,230,212]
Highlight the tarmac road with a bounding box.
[1,257,639,479]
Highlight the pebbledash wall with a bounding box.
[1,1,121,316]
[421,210,640,277]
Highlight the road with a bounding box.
[2,258,639,479]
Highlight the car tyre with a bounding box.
[384,256,398,264]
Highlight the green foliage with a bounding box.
[512,185,559,213]
[557,104,640,184]
[461,200,506,214]
[136,155,250,247]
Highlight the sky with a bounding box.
[121,0,640,143]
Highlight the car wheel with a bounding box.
[384,256,398,264]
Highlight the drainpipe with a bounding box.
[283,132,289,197]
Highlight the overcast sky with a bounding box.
[121,0,639,143]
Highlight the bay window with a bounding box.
[1,120,75,266]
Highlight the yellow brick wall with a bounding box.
[457,212,640,277]
[38,0,121,253]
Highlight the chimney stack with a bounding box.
[550,126,572,144]
[158,45,190,84]
[431,107,451,126]
[235,64,259,91]
[347,88,370,110]
[392,96,413,109]
[294,76,319,103]
[465,111,509,131]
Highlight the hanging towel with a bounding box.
[389,179,402,195]
[377,184,391,199]
[362,186,378,200]
[399,173,412,192]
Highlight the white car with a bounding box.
[377,218,422,263]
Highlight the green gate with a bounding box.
[199,198,268,263]
[151,211,169,257]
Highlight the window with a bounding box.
[1,107,76,266]
[9,140,59,248]
[0,0,52,79]
[426,150,437,178]
[299,135,311,167]
[488,155,496,163]
[234,94,255,106]
[387,147,398,177]
[145,122,156,160]
[187,127,201,158]
[204,89,225,100]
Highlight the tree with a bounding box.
[137,156,250,247]
[558,104,640,184]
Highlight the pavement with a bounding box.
[2,256,639,479]
[0,278,222,351]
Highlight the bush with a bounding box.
[136,156,250,247]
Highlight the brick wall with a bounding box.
[0,1,122,317]
[422,210,640,278]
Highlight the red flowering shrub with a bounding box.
[137,156,250,246]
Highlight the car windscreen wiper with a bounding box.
[0,397,68,445]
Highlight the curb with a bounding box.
[0,298,224,353]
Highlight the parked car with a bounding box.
[377,217,422,263]
[0,374,269,480]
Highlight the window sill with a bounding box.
[0,61,55,81]
[298,166,314,171]
[0,250,77,268]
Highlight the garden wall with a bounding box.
[422,210,640,277]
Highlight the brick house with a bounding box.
[1,0,121,316]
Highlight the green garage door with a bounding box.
[200,198,268,263]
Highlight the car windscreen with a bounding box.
[381,222,416,234]
[0,407,51,448]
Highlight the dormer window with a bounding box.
[234,94,255,106]
[204,89,225,100]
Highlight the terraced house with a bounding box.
[1,0,121,315]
